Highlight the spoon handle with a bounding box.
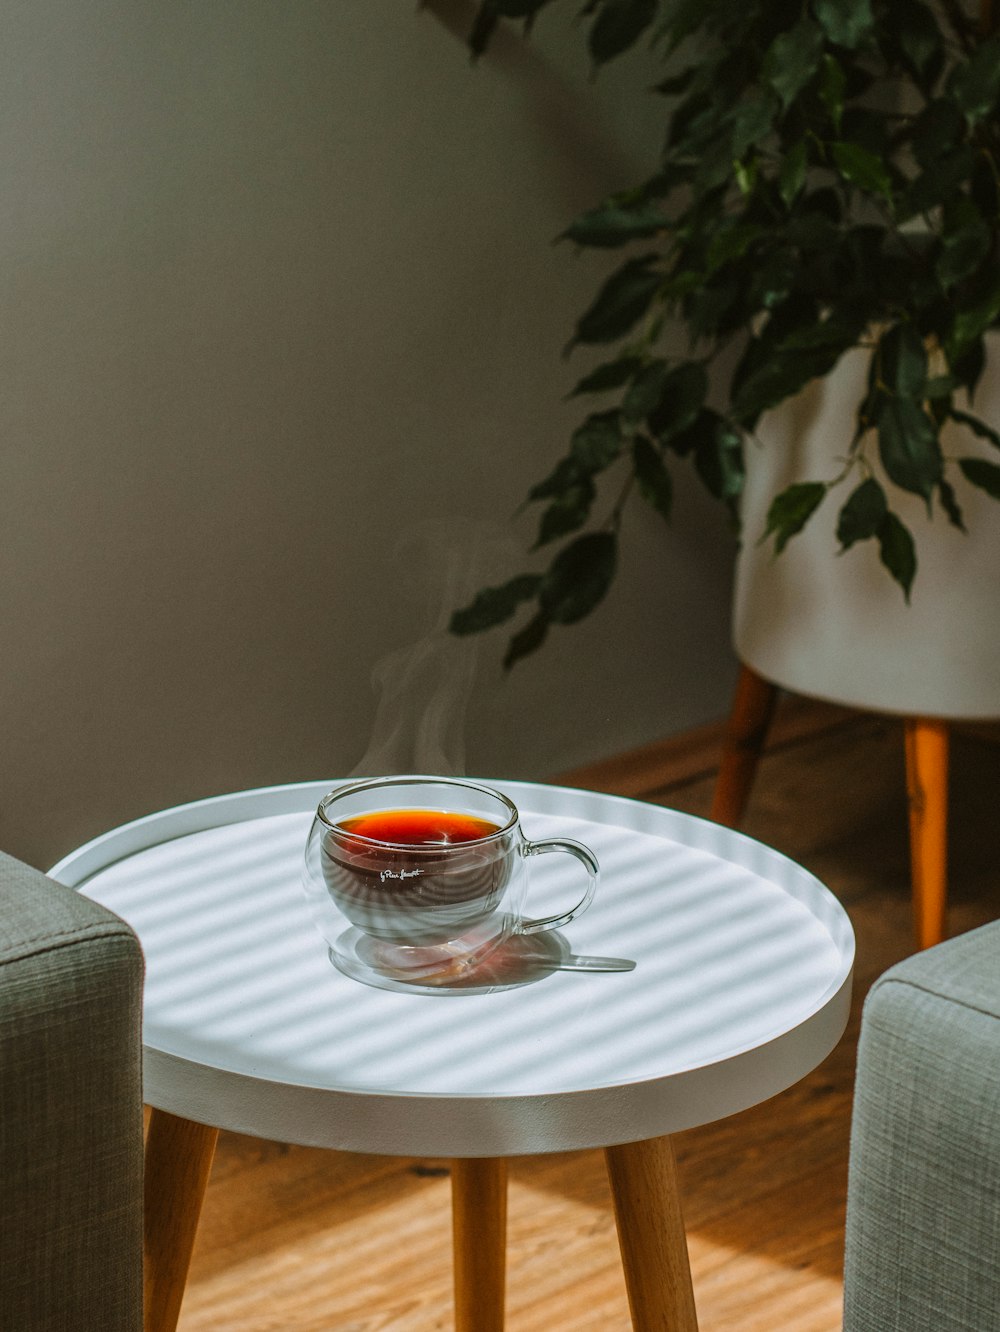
[554,954,636,973]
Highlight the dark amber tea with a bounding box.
[321,806,512,945]
[338,809,502,847]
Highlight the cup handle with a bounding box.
[518,837,599,934]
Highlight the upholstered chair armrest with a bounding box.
[844,918,1000,1332]
[0,850,144,1331]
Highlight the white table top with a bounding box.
[51,780,854,1157]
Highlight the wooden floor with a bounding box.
[175,697,1000,1331]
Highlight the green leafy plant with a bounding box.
[451,0,1000,666]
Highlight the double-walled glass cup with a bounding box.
[302,776,599,991]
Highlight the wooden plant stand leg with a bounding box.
[904,717,950,950]
[143,1108,219,1332]
[710,664,779,828]
[451,1157,508,1332]
[605,1135,698,1332]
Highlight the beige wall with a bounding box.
[1,1,737,868]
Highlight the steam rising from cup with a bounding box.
[348,521,520,780]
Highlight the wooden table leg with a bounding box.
[451,1157,508,1332]
[710,664,778,829]
[143,1107,219,1332]
[605,1135,698,1331]
[904,717,949,950]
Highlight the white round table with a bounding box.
[52,779,854,1332]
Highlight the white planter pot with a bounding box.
[732,344,1000,720]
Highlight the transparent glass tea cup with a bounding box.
[301,775,599,992]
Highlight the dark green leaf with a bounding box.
[839,105,890,156]
[469,6,500,56]
[947,34,1000,123]
[876,511,916,600]
[669,407,721,459]
[667,90,719,156]
[763,19,825,108]
[503,612,549,669]
[785,209,840,251]
[569,255,662,348]
[819,54,847,131]
[535,480,596,545]
[648,361,708,441]
[780,312,868,353]
[683,275,741,339]
[562,201,668,248]
[879,324,927,399]
[694,418,744,501]
[691,137,741,192]
[811,0,874,49]
[936,207,992,288]
[836,477,887,549]
[779,140,808,208]
[900,145,974,219]
[841,223,887,293]
[799,186,843,223]
[958,457,1000,499]
[492,0,550,12]
[971,153,999,220]
[876,397,942,499]
[658,0,710,51]
[746,250,798,310]
[539,531,618,624]
[741,292,818,357]
[450,573,542,635]
[937,477,965,531]
[831,141,893,198]
[528,455,584,502]
[632,437,673,521]
[734,157,756,199]
[706,220,764,272]
[469,0,550,56]
[632,164,693,203]
[588,0,658,65]
[570,356,645,396]
[763,481,828,554]
[897,0,943,81]
[729,94,777,158]
[570,410,623,470]
[732,346,843,422]
[654,67,697,98]
[951,338,986,397]
[911,99,964,170]
[950,409,1000,452]
[662,265,704,301]
[874,246,939,312]
[945,271,1000,360]
[622,362,666,423]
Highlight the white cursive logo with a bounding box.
[380,868,424,883]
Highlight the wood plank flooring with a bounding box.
[174,697,1000,1331]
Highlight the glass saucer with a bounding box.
[328,924,571,996]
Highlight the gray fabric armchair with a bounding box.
[845,917,1000,1331]
[0,850,144,1331]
